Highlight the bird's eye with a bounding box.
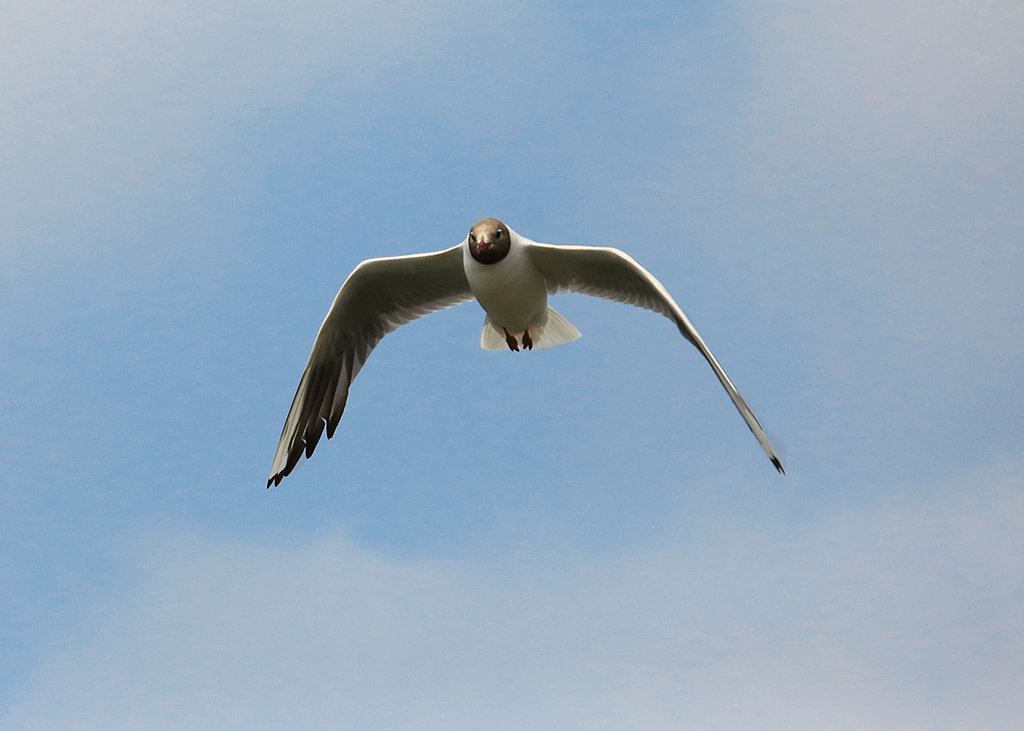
[495,230,503,238]
[469,232,475,241]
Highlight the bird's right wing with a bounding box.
[527,241,785,474]
[268,243,473,487]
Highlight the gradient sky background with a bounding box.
[2,1,1023,728]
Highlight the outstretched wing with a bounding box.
[268,244,473,487]
[526,242,785,474]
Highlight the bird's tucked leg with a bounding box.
[502,327,520,352]
[521,329,533,350]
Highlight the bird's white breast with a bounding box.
[462,232,548,332]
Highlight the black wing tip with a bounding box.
[772,456,785,474]
[266,422,341,489]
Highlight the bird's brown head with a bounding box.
[468,218,511,265]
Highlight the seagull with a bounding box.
[267,218,784,487]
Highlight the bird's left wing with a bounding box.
[526,241,785,474]
[268,244,473,487]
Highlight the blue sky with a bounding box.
[2,1,1022,727]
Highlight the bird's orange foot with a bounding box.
[522,329,533,350]
[503,327,520,352]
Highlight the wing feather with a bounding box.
[268,244,473,487]
[526,242,785,474]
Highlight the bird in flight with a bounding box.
[268,218,784,487]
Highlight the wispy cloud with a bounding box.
[743,0,1024,167]
[7,466,1022,729]
[0,0,482,262]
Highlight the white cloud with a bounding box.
[7,467,1023,729]
[0,0,480,262]
[701,1,1024,476]
[743,0,1024,169]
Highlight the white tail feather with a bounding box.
[481,318,508,350]
[533,306,581,348]
[480,307,581,351]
